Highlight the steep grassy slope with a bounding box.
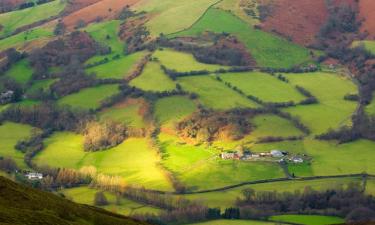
[0,176,148,225]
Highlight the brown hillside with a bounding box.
[359,0,375,39]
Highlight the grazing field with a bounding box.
[365,178,375,196]
[99,99,146,128]
[58,84,120,110]
[153,49,227,72]
[26,79,56,96]
[172,8,311,68]
[352,40,375,55]
[61,186,163,215]
[215,0,259,25]
[133,0,219,36]
[365,92,375,116]
[34,133,173,191]
[130,62,176,92]
[269,215,345,225]
[5,59,33,85]
[154,96,197,126]
[187,220,280,225]
[183,177,362,209]
[0,26,53,51]
[87,52,146,79]
[177,75,257,110]
[283,72,358,135]
[0,122,35,169]
[0,0,66,37]
[251,114,304,138]
[219,72,305,103]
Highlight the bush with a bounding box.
[94,192,109,206]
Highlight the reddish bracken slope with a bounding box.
[261,0,328,46]
[63,0,140,29]
[359,0,375,39]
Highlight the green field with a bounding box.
[133,0,219,36]
[269,215,344,225]
[0,122,35,169]
[26,79,56,96]
[0,0,66,37]
[154,96,197,127]
[5,59,34,85]
[365,178,375,196]
[216,0,259,25]
[0,26,53,51]
[365,91,375,116]
[87,52,146,79]
[172,8,311,68]
[130,62,176,92]
[61,186,163,216]
[251,114,304,138]
[219,72,305,103]
[283,72,358,135]
[34,133,173,191]
[153,49,227,72]
[352,40,375,55]
[58,84,120,110]
[177,75,257,110]
[187,220,280,225]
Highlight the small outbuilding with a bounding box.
[25,172,43,180]
[270,150,283,158]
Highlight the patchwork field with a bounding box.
[26,79,56,96]
[177,75,258,110]
[187,220,280,225]
[5,59,33,85]
[172,8,312,68]
[0,0,66,37]
[215,0,259,25]
[219,72,306,103]
[130,61,176,92]
[58,84,120,110]
[0,122,35,169]
[269,215,345,225]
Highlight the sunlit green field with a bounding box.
[269,215,344,225]
[219,72,305,103]
[0,122,35,169]
[26,79,56,96]
[154,96,197,126]
[365,91,375,116]
[130,62,176,92]
[283,72,358,135]
[99,100,145,128]
[251,114,304,138]
[187,220,281,225]
[177,75,257,110]
[0,0,66,37]
[58,84,120,110]
[87,52,146,79]
[5,59,33,85]
[172,8,311,68]
[153,49,227,72]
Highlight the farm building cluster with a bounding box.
[220,149,304,164]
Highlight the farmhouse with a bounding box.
[291,157,304,163]
[221,151,242,159]
[25,172,43,180]
[0,90,14,104]
[270,150,284,158]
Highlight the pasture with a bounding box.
[58,84,120,110]
[87,52,146,79]
[352,40,375,55]
[216,0,259,25]
[177,75,257,110]
[365,91,375,116]
[130,62,176,92]
[219,72,305,103]
[153,49,227,72]
[5,59,33,85]
[283,72,358,135]
[0,0,66,37]
[26,79,56,96]
[0,122,35,169]
[172,8,311,68]
[187,220,280,225]
[154,96,197,126]
[269,215,345,225]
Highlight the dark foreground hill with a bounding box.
[0,176,147,225]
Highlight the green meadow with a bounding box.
[283,72,358,135]
[365,91,375,116]
[58,84,120,110]
[87,52,146,79]
[177,75,257,110]
[352,40,375,55]
[172,8,311,68]
[99,100,145,128]
[34,133,173,191]
[219,72,306,103]
[187,220,280,225]
[5,59,33,85]
[153,49,227,72]
[130,62,176,92]
[154,96,197,126]
[26,79,56,96]
[269,215,345,225]
[0,122,35,169]
[0,0,66,37]
[251,114,304,138]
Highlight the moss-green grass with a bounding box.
[187,220,280,225]
[219,72,305,103]
[365,178,375,196]
[0,0,66,37]
[153,49,227,72]
[283,72,358,135]
[34,133,173,191]
[133,0,219,36]
[352,40,375,55]
[26,79,56,96]
[172,8,311,68]
[154,96,197,126]
[58,84,120,110]
[5,59,33,85]
[130,62,176,92]
[251,114,304,138]
[216,0,259,25]
[365,91,375,116]
[0,26,53,51]
[0,122,35,169]
[269,215,345,225]
[86,52,145,79]
[177,75,258,110]
[99,101,145,128]
[0,104,10,113]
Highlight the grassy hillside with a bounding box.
[0,176,148,225]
